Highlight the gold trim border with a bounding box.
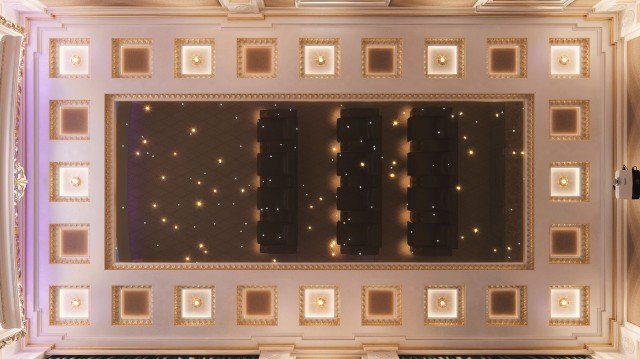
[424,38,465,79]
[104,93,534,271]
[549,38,590,79]
[361,38,403,79]
[486,285,528,326]
[49,100,90,140]
[236,285,278,326]
[549,161,590,202]
[111,38,152,79]
[549,285,590,326]
[111,285,153,326]
[361,285,402,326]
[49,161,90,202]
[298,38,341,79]
[49,38,90,79]
[298,285,340,326]
[49,223,90,264]
[174,38,215,79]
[173,285,215,326]
[486,38,527,79]
[424,285,465,326]
[49,285,90,326]
[549,99,590,140]
[549,223,590,264]
[236,38,277,79]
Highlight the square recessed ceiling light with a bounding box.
[300,39,340,78]
[549,286,589,325]
[425,286,464,325]
[175,286,215,325]
[549,38,589,78]
[550,162,589,202]
[50,285,90,325]
[425,38,464,78]
[50,162,90,202]
[50,38,90,78]
[175,39,214,78]
[300,285,340,325]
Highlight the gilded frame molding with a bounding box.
[49,223,90,264]
[173,38,215,79]
[111,38,152,79]
[49,285,90,326]
[486,37,527,79]
[298,285,340,326]
[486,285,528,326]
[361,285,402,326]
[423,285,465,326]
[424,38,465,79]
[549,38,590,79]
[549,285,590,326]
[49,100,90,140]
[549,99,590,140]
[173,285,215,326]
[49,161,90,202]
[49,38,90,79]
[104,93,534,270]
[298,38,341,79]
[361,38,403,79]
[236,38,277,79]
[549,223,590,264]
[236,285,278,326]
[549,161,590,202]
[111,285,153,326]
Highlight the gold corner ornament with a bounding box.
[14,162,27,203]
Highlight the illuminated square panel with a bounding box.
[175,39,214,78]
[50,100,90,140]
[549,38,589,78]
[550,224,589,264]
[424,38,464,78]
[112,38,152,78]
[550,162,589,202]
[487,286,527,325]
[112,286,153,325]
[300,38,340,78]
[50,285,89,325]
[549,286,589,325]
[237,286,277,325]
[49,38,90,78]
[174,286,214,326]
[362,285,402,325]
[487,38,527,78]
[550,100,589,140]
[299,285,340,326]
[424,286,464,325]
[362,38,402,78]
[50,224,89,264]
[49,162,90,202]
[237,38,277,78]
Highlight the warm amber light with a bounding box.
[436,54,447,66]
[455,185,461,191]
[559,55,570,66]
[473,227,479,233]
[558,176,569,187]
[191,54,203,66]
[315,54,326,66]
[71,298,82,308]
[71,55,82,66]
[392,120,399,126]
[315,297,327,308]
[558,297,569,308]
[389,173,396,178]
[190,127,197,134]
[468,149,474,156]
[192,297,203,308]
[144,105,151,112]
[196,201,203,207]
[70,176,82,187]
[437,297,447,309]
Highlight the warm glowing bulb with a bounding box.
[455,185,461,191]
[436,54,447,66]
[70,176,82,187]
[473,227,479,233]
[161,217,167,223]
[173,152,178,156]
[437,297,447,308]
[144,105,151,112]
[240,188,245,193]
[71,55,82,66]
[392,120,399,126]
[389,173,396,178]
[316,297,327,308]
[217,158,223,164]
[174,225,179,230]
[192,297,203,308]
[468,149,474,155]
[190,127,197,134]
[191,54,202,66]
[161,175,166,180]
[360,162,366,167]
[331,147,337,152]
[212,188,218,194]
[71,298,82,308]
[559,55,570,66]
[152,203,157,208]
[185,256,191,261]
[315,54,326,66]
[196,201,203,207]
[558,176,569,187]
[142,139,148,144]
[135,151,141,156]
[198,243,204,248]
[558,297,569,308]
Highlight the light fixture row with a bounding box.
[49,284,589,327]
[49,37,589,79]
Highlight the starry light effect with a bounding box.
[115,101,524,263]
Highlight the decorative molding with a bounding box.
[549,285,590,326]
[486,285,528,326]
[49,100,90,140]
[298,37,340,79]
[14,161,26,203]
[424,38,465,79]
[49,223,90,264]
[424,285,465,326]
[111,38,152,79]
[298,285,340,326]
[104,93,534,271]
[361,285,402,326]
[48,38,89,78]
[549,161,590,202]
[236,285,278,326]
[361,37,403,78]
[549,223,590,264]
[49,161,90,202]
[173,285,215,326]
[486,37,527,78]
[474,0,576,13]
[236,38,277,79]
[49,285,90,326]
[111,285,153,326]
[549,99,590,140]
[549,38,590,79]
[173,38,215,79]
